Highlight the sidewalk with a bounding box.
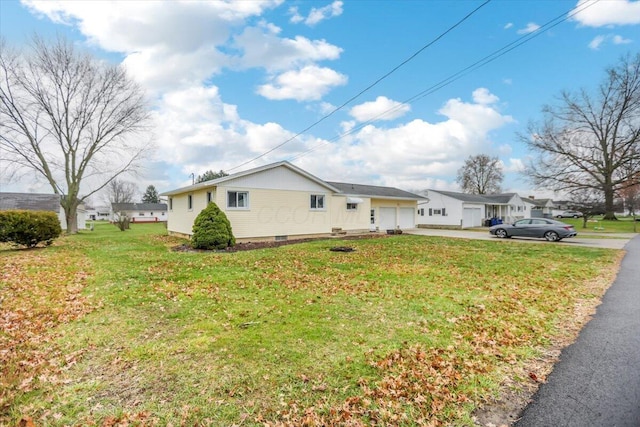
[514,235,640,427]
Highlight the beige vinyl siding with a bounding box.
[167,188,216,237]
[330,196,371,231]
[216,187,332,240]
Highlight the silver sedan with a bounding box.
[489,218,578,242]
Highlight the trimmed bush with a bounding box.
[0,210,62,248]
[191,202,235,250]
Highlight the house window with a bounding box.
[418,208,425,216]
[188,194,193,210]
[206,191,212,203]
[310,194,325,210]
[346,203,357,211]
[139,212,145,216]
[433,209,442,215]
[150,212,154,215]
[370,209,375,225]
[227,191,249,209]
[517,206,522,212]
[161,212,165,216]
[169,198,173,210]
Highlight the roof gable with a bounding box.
[161,161,339,196]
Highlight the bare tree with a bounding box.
[456,154,503,194]
[104,179,137,204]
[567,188,606,229]
[0,36,152,233]
[523,54,640,220]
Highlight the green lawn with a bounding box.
[1,222,622,426]
[559,216,639,233]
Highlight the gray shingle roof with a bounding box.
[431,190,517,205]
[112,203,167,212]
[0,192,61,212]
[326,182,425,200]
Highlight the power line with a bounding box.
[287,0,602,163]
[225,0,492,173]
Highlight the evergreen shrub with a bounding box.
[191,202,235,250]
[0,210,62,248]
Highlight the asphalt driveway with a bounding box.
[514,235,640,426]
[404,228,634,249]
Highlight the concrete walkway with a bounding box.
[514,235,640,427]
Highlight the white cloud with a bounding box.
[289,1,344,26]
[348,96,411,122]
[612,35,632,44]
[257,65,348,101]
[504,22,513,30]
[472,88,499,105]
[232,24,343,72]
[500,158,525,173]
[517,22,540,34]
[571,0,640,27]
[589,33,633,50]
[293,89,514,190]
[589,35,607,50]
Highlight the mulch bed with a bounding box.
[172,232,393,253]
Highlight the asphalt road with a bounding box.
[514,235,640,427]
[404,228,634,249]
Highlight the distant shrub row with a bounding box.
[0,210,62,248]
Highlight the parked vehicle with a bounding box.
[556,210,583,218]
[489,218,577,242]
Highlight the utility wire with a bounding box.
[287,0,601,163]
[225,0,492,173]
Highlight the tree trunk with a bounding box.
[62,198,79,234]
[603,185,617,220]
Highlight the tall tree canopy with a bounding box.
[141,185,160,204]
[456,154,503,194]
[0,36,152,233]
[196,169,228,183]
[523,54,640,220]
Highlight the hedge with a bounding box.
[0,210,62,248]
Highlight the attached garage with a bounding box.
[378,207,397,230]
[399,207,415,229]
[462,207,482,228]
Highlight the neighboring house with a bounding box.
[111,203,168,223]
[85,205,111,221]
[160,161,424,242]
[523,198,556,218]
[416,190,528,228]
[0,192,87,230]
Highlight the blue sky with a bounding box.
[1,0,639,200]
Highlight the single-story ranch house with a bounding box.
[0,192,87,230]
[416,190,529,228]
[111,203,168,223]
[161,161,424,242]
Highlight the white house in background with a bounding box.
[160,161,424,242]
[416,190,529,228]
[111,203,168,223]
[0,192,87,230]
[523,198,556,218]
[85,205,111,221]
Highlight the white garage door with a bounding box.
[378,207,396,231]
[462,208,482,228]
[399,207,415,229]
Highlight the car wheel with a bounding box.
[573,215,579,218]
[556,215,562,218]
[544,231,559,242]
[495,228,509,238]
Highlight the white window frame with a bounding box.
[227,191,249,209]
[310,194,326,210]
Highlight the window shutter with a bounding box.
[442,208,446,216]
[429,208,432,216]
